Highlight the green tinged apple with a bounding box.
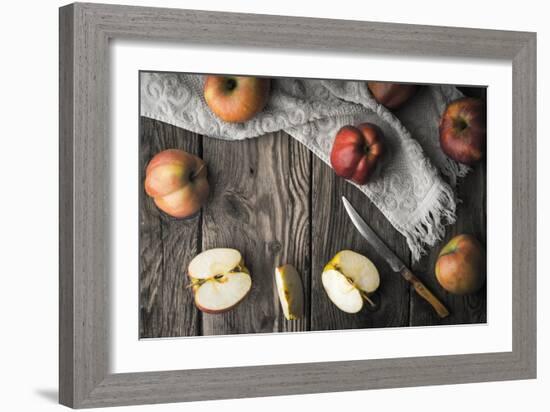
[435,234,485,295]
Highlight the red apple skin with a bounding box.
[204,75,270,123]
[439,97,486,165]
[193,289,251,314]
[435,234,486,295]
[144,149,209,219]
[330,123,384,185]
[367,82,418,110]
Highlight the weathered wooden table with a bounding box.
[139,89,487,338]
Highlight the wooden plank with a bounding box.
[409,160,487,326]
[59,5,75,405]
[61,4,535,406]
[61,4,112,405]
[139,117,201,338]
[85,3,531,60]
[310,157,410,331]
[409,88,487,326]
[200,131,311,335]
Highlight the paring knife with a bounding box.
[342,196,450,318]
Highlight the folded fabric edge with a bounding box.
[317,83,460,261]
[283,127,457,263]
[402,180,457,262]
[142,112,458,262]
[141,112,240,140]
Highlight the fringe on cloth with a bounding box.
[401,181,457,262]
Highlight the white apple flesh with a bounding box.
[188,248,243,279]
[321,250,380,313]
[188,248,252,313]
[275,264,304,320]
[194,272,251,313]
[321,269,364,313]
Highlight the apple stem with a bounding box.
[187,278,206,288]
[360,291,377,309]
[191,163,206,180]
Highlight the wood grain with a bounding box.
[409,88,487,326]
[139,118,201,337]
[409,160,487,326]
[60,3,535,407]
[199,131,311,335]
[310,156,411,331]
[59,5,74,405]
[140,91,487,336]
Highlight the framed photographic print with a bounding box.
[59,2,536,408]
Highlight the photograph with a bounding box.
[2,0,544,410]
[138,73,487,338]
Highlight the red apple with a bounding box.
[144,149,209,219]
[330,123,384,185]
[367,82,418,110]
[439,97,486,165]
[435,234,486,295]
[204,75,270,123]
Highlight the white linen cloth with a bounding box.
[140,73,466,260]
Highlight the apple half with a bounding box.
[274,264,304,320]
[188,248,252,313]
[321,250,380,313]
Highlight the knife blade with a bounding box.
[342,196,449,318]
[342,197,405,273]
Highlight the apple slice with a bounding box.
[189,248,243,279]
[321,250,380,313]
[194,272,252,313]
[188,248,252,313]
[275,264,304,320]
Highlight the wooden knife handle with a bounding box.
[400,268,450,318]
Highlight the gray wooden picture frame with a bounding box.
[59,2,536,408]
